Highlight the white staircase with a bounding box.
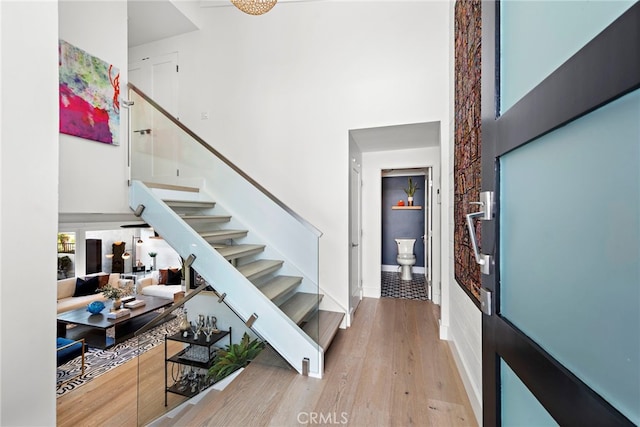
[131,182,343,378]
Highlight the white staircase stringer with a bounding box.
[130,181,323,378]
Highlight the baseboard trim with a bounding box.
[362,286,380,298]
[447,338,482,426]
[381,265,426,274]
[439,320,449,340]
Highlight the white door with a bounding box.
[128,52,178,116]
[128,53,179,183]
[425,168,433,297]
[349,163,362,316]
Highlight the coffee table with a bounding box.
[57,295,174,349]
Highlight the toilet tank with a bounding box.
[395,238,416,254]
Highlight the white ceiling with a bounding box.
[128,1,199,47]
[350,122,441,153]
[128,0,322,48]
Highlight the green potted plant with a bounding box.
[102,285,124,310]
[148,252,157,270]
[207,333,265,382]
[57,255,73,279]
[403,177,419,206]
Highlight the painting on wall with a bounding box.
[59,39,120,145]
[453,0,482,305]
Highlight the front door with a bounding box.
[480,2,639,425]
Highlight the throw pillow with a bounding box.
[73,276,100,297]
[93,274,109,289]
[159,269,168,285]
[167,268,182,286]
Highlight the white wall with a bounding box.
[447,280,482,422]
[128,1,451,312]
[0,1,127,424]
[361,147,441,298]
[58,1,130,214]
[439,1,482,422]
[0,2,59,425]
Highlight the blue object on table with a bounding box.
[87,300,105,314]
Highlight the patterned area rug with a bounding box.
[381,271,430,300]
[56,315,181,397]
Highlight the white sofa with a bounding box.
[57,273,133,314]
[138,270,183,300]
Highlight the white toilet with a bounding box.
[395,238,416,281]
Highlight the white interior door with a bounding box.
[349,163,362,316]
[128,52,179,183]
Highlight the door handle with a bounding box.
[466,211,489,273]
[465,191,494,275]
[351,243,359,247]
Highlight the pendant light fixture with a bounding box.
[232,0,277,16]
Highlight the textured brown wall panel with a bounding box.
[454,0,482,302]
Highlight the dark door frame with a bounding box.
[481,2,640,425]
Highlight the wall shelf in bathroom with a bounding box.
[391,206,422,210]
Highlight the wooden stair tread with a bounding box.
[256,275,302,301]
[278,292,323,325]
[143,182,200,193]
[238,259,283,281]
[180,214,231,223]
[164,199,216,209]
[302,310,344,350]
[216,244,266,260]
[199,229,248,241]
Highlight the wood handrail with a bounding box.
[127,83,322,238]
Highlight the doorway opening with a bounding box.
[380,167,433,300]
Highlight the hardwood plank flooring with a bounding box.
[57,298,476,426]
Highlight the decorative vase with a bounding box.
[408,196,414,206]
[152,257,157,271]
[180,309,190,334]
[112,298,122,311]
[87,301,105,314]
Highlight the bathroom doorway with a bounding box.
[380,168,432,300]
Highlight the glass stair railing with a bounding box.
[126,83,345,424]
[129,182,321,374]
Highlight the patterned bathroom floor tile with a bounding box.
[381,271,429,301]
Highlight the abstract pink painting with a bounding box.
[59,40,120,145]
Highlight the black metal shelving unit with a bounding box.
[164,327,231,405]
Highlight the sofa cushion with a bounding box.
[73,276,99,297]
[58,278,77,300]
[107,273,120,287]
[140,284,182,299]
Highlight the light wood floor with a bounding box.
[57,298,477,426]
